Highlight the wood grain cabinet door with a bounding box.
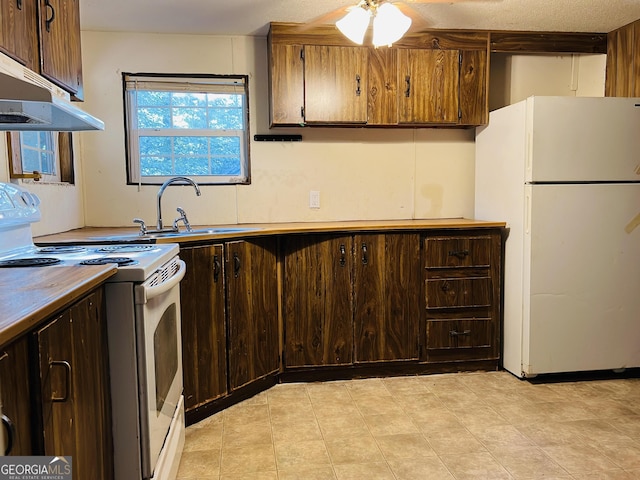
[283,234,354,367]
[37,289,112,480]
[0,0,39,70]
[38,0,83,98]
[37,311,75,464]
[226,239,279,391]
[353,233,421,362]
[269,43,305,126]
[179,244,227,411]
[398,48,459,125]
[304,45,368,124]
[0,335,33,456]
[367,47,399,125]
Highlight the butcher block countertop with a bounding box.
[0,265,116,347]
[35,218,506,244]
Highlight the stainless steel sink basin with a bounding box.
[146,227,257,238]
[90,227,259,242]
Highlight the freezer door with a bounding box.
[526,96,640,183]
[522,183,640,375]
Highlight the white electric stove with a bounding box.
[0,182,185,480]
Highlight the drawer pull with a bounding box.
[450,329,471,337]
[361,243,368,265]
[213,255,221,283]
[50,360,71,402]
[448,249,469,260]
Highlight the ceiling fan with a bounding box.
[306,0,484,47]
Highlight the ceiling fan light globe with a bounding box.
[372,2,412,47]
[336,6,371,45]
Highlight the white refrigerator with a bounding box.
[475,96,640,378]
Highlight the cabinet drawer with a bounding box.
[425,237,491,268]
[426,319,493,349]
[426,277,491,308]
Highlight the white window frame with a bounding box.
[124,73,250,185]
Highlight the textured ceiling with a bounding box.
[80,0,640,36]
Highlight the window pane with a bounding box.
[211,137,240,156]
[22,148,40,172]
[172,107,207,129]
[141,156,173,176]
[137,91,171,106]
[138,107,171,128]
[209,108,243,129]
[174,136,208,156]
[175,157,209,175]
[140,136,172,156]
[172,92,207,107]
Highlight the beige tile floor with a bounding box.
[176,370,640,480]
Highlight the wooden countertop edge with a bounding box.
[35,218,507,244]
[0,265,117,348]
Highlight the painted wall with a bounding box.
[0,31,606,236]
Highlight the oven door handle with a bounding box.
[136,259,186,303]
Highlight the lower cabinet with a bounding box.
[226,239,279,391]
[283,234,354,367]
[36,287,113,480]
[180,227,502,422]
[353,233,421,363]
[423,232,502,362]
[180,238,279,419]
[0,288,112,478]
[0,335,33,455]
[180,244,227,410]
[283,232,422,368]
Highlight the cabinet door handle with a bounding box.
[16,0,22,11]
[213,255,221,283]
[361,243,368,265]
[49,360,71,402]
[233,253,241,278]
[339,244,346,267]
[448,249,469,260]
[1,414,14,455]
[405,75,411,97]
[450,330,471,337]
[356,74,361,96]
[44,0,55,32]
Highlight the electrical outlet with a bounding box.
[309,190,320,209]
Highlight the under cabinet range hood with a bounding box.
[0,55,104,131]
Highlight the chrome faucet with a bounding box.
[156,176,201,231]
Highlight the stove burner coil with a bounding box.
[80,257,137,267]
[0,257,62,267]
[96,245,156,254]
[37,246,87,254]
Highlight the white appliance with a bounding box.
[475,96,640,378]
[0,182,185,478]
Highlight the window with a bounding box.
[124,73,250,185]
[7,132,74,184]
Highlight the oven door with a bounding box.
[134,257,186,479]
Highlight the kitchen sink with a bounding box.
[145,227,258,238]
[90,227,259,242]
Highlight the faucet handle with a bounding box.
[133,218,147,236]
[173,207,193,232]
